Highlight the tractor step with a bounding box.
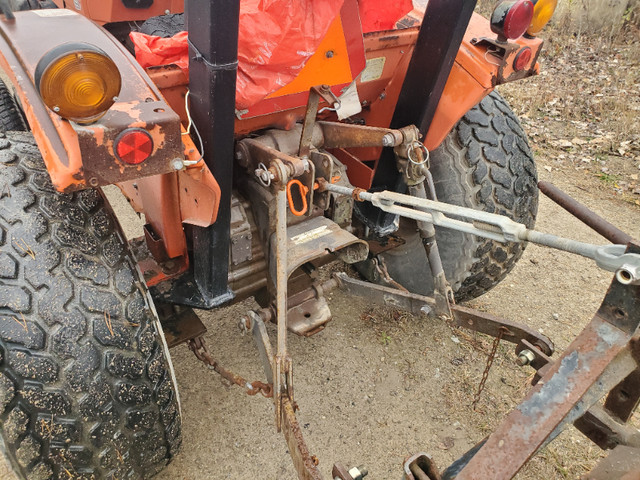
[156,303,207,348]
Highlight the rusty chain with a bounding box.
[187,336,273,398]
[472,326,509,410]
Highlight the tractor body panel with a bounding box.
[0,10,184,192]
[51,0,184,24]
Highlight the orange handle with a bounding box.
[286,179,309,216]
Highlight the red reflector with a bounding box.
[513,47,533,71]
[491,0,534,40]
[115,128,153,165]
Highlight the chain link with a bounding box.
[472,327,508,410]
[187,337,273,398]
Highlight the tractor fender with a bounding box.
[0,9,184,192]
[425,13,542,150]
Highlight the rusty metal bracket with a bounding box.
[156,303,207,348]
[574,403,640,450]
[403,452,441,480]
[453,261,640,479]
[282,397,323,480]
[299,85,329,159]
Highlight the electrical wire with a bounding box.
[182,90,204,166]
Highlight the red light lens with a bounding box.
[513,47,532,71]
[115,128,153,165]
[491,0,535,40]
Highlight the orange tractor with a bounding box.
[0,0,639,479]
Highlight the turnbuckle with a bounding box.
[317,182,640,283]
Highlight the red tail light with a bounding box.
[115,128,153,165]
[513,47,533,71]
[491,0,535,40]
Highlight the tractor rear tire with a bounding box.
[0,80,26,133]
[0,133,181,479]
[380,91,538,302]
[138,13,185,38]
[8,0,56,11]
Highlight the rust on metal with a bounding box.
[281,397,323,480]
[0,10,183,192]
[187,337,273,398]
[318,121,404,149]
[604,365,640,423]
[156,303,207,349]
[472,326,508,410]
[334,273,554,355]
[454,269,640,480]
[453,305,554,356]
[574,404,640,450]
[585,445,640,480]
[539,181,635,245]
[403,452,441,480]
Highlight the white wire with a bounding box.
[181,89,204,166]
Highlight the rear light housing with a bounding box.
[115,128,154,165]
[35,43,121,124]
[527,0,558,36]
[491,0,535,40]
[513,47,533,71]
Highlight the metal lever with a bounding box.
[317,182,640,283]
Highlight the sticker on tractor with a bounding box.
[291,226,331,245]
[32,9,76,16]
[360,57,386,82]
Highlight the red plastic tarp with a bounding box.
[130,0,413,109]
[359,0,413,33]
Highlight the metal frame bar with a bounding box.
[355,0,478,235]
[158,0,240,308]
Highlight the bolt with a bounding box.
[238,316,251,334]
[171,159,184,170]
[89,177,99,187]
[53,106,60,113]
[517,349,536,366]
[348,466,368,480]
[382,133,396,147]
[325,50,334,58]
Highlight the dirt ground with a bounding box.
[137,17,640,480]
[0,4,637,480]
[0,4,633,480]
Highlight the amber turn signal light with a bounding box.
[527,0,558,36]
[35,43,121,124]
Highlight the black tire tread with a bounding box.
[0,132,181,479]
[139,13,185,38]
[0,80,26,133]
